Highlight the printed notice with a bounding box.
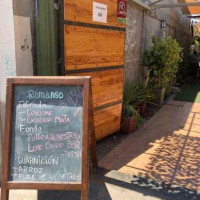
[93,2,107,23]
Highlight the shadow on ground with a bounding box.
[99,101,200,194]
[38,102,200,200]
[38,168,200,200]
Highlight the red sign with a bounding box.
[117,0,127,24]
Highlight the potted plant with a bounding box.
[121,105,141,134]
[121,82,144,134]
[129,82,155,114]
[144,36,182,105]
[165,37,183,99]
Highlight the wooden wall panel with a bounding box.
[64,0,125,28]
[64,25,125,70]
[64,0,126,140]
[73,69,124,107]
[94,104,122,141]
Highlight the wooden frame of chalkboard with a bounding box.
[1,76,93,200]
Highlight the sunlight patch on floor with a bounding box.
[102,102,200,192]
[105,183,160,200]
[0,190,38,200]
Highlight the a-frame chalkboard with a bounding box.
[1,77,95,200]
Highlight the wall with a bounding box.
[0,0,34,175]
[125,2,144,82]
[13,0,34,76]
[145,0,191,46]
[0,0,17,174]
[64,0,125,140]
[124,0,192,83]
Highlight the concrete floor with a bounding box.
[2,168,200,200]
[99,100,200,195]
[3,100,200,200]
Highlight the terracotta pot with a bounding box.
[140,102,147,114]
[121,116,136,134]
[135,106,142,114]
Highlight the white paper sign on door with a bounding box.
[93,2,107,23]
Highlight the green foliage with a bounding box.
[144,36,182,89]
[194,39,200,54]
[177,55,198,84]
[122,81,154,127]
[176,36,200,84]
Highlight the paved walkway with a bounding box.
[99,100,200,194]
[2,168,199,200]
[0,168,172,200]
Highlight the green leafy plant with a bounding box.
[122,83,143,127]
[176,37,199,84]
[193,37,200,54]
[122,81,154,127]
[144,36,182,89]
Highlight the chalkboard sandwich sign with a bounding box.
[1,76,93,200]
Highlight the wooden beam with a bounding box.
[150,0,164,6]
[152,2,200,9]
[128,0,151,10]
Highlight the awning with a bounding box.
[178,0,200,15]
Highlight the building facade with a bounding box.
[0,0,193,168]
[125,0,192,82]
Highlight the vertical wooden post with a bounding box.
[81,186,88,200]
[1,79,13,200]
[1,186,9,200]
[89,80,97,168]
[90,128,97,168]
[81,78,90,200]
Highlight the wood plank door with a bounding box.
[63,0,126,140]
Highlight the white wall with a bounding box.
[14,15,33,76]
[0,0,16,171]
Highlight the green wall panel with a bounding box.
[36,0,59,75]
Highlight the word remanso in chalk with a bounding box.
[28,90,64,100]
